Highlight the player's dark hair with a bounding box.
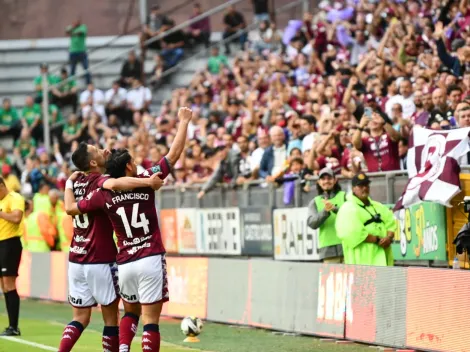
[106,148,132,179]
[71,142,91,171]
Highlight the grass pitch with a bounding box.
[0,299,372,352]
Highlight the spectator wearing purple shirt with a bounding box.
[188,3,211,48]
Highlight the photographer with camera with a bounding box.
[335,173,395,266]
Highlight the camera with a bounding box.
[372,214,382,223]
[464,196,470,213]
[364,213,383,226]
[454,197,470,254]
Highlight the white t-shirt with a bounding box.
[302,132,319,153]
[79,89,106,118]
[251,147,265,170]
[126,86,152,110]
[271,144,287,176]
[105,87,127,107]
[385,94,416,119]
[80,89,105,107]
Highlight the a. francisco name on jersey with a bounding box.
[71,173,117,264]
[110,192,150,204]
[77,158,171,264]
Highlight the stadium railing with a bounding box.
[157,170,410,210]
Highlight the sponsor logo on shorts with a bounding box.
[121,292,137,301]
[69,295,83,305]
[69,246,87,254]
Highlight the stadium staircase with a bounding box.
[0,33,223,112]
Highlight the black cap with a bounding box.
[40,63,48,69]
[228,98,240,106]
[352,172,371,187]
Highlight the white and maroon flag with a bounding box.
[394,126,470,210]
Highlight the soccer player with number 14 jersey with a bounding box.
[65,107,192,352]
[58,143,164,352]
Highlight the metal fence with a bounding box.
[157,170,411,210]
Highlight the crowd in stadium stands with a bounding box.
[3,0,470,219]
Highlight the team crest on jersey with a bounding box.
[151,165,161,174]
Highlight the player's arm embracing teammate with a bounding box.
[64,107,192,352]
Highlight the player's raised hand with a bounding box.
[178,107,193,123]
[149,172,164,191]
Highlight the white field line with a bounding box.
[0,336,57,351]
[48,320,204,351]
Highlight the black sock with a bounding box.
[5,290,20,329]
[3,293,10,327]
[143,324,159,332]
[103,326,119,336]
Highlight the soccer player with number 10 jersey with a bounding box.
[65,107,193,352]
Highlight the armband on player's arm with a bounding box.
[147,157,172,179]
[64,185,82,216]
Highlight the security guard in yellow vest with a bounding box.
[32,183,52,216]
[48,189,65,250]
[56,210,73,252]
[307,168,346,263]
[23,200,56,252]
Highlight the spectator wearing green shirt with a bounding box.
[14,129,37,159]
[33,63,60,104]
[66,19,91,84]
[207,47,229,75]
[0,98,21,141]
[21,96,42,141]
[62,114,85,147]
[51,68,78,112]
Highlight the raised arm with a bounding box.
[166,107,192,165]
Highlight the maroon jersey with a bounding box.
[77,158,171,264]
[360,133,400,172]
[70,173,117,264]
